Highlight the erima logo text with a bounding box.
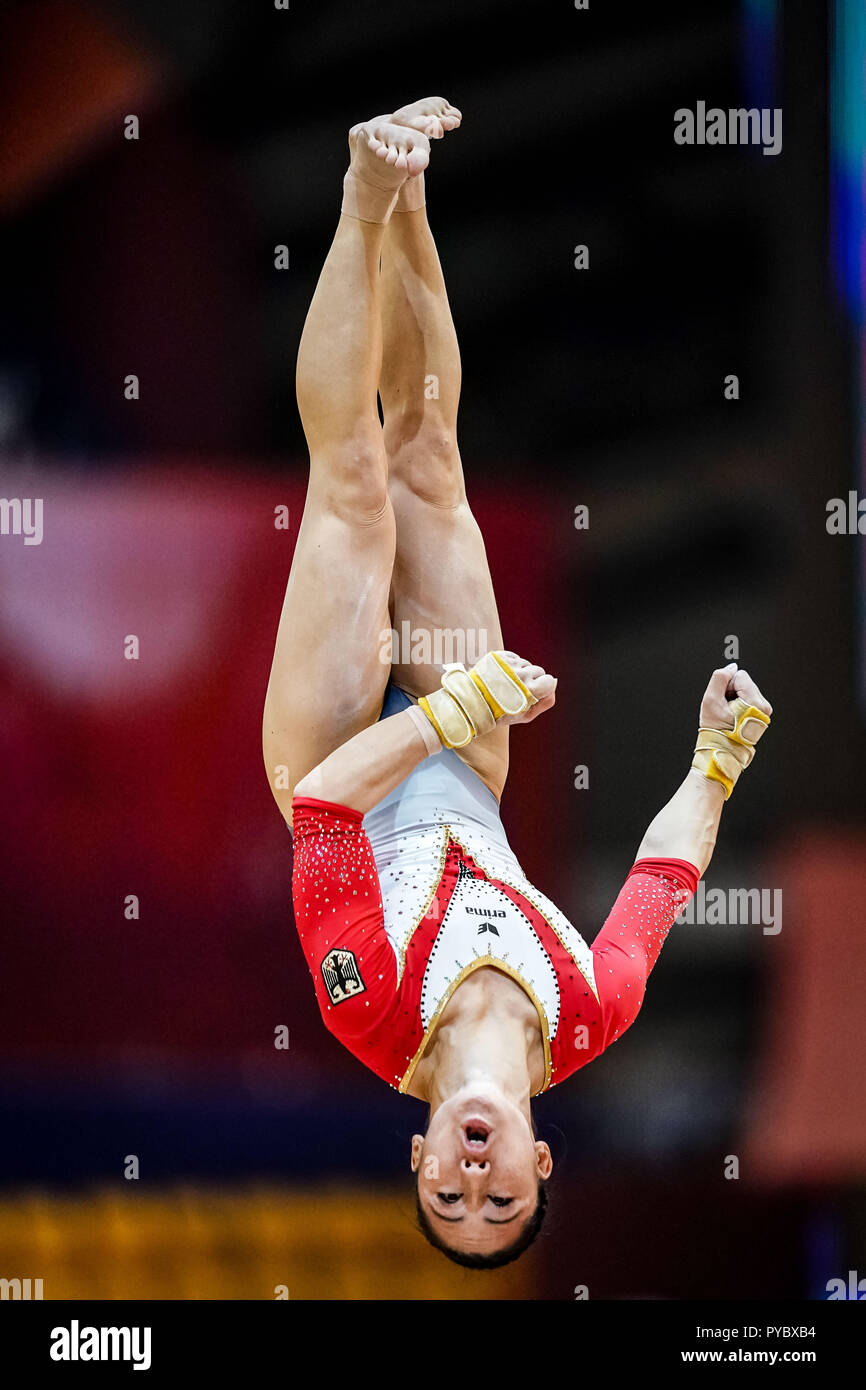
[50,1321,151,1371]
[465,906,506,917]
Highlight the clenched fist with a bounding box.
[498,652,558,726]
[692,662,772,798]
[699,663,772,742]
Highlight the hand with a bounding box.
[499,652,558,726]
[699,663,772,742]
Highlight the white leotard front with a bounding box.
[363,683,596,1010]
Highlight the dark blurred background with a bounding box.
[1,0,865,1299]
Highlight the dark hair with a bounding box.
[415,1178,548,1269]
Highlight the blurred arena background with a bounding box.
[1,0,865,1299]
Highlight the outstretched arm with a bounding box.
[635,771,726,879]
[589,663,773,1051]
[634,663,773,875]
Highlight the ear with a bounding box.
[410,1134,424,1171]
[535,1140,553,1180]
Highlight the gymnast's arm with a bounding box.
[634,663,773,875]
[293,706,435,814]
[588,664,773,1049]
[633,769,725,877]
[293,652,558,815]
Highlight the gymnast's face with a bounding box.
[411,1086,552,1256]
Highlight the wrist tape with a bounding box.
[691,697,771,799]
[418,651,538,750]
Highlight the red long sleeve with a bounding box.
[590,857,699,1051]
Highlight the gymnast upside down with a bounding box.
[262,98,773,1269]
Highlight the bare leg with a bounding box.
[263,120,429,824]
[380,202,510,801]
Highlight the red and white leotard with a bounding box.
[290,684,699,1095]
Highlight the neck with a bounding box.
[411,970,545,1113]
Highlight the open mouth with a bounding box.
[462,1119,492,1149]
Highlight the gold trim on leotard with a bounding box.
[394,825,451,985]
[382,824,597,1096]
[398,955,553,1097]
[389,824,598,1005]
[445,828,599,1004]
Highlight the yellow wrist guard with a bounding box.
[418,651,538,750]
[691,698,771,799]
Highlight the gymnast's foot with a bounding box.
[342,118,431,224]
[390,95,462,140]
[387,96,462,213]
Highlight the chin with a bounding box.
[451,1083,512,1120]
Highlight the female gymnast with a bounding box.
[262,98,773,1269]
